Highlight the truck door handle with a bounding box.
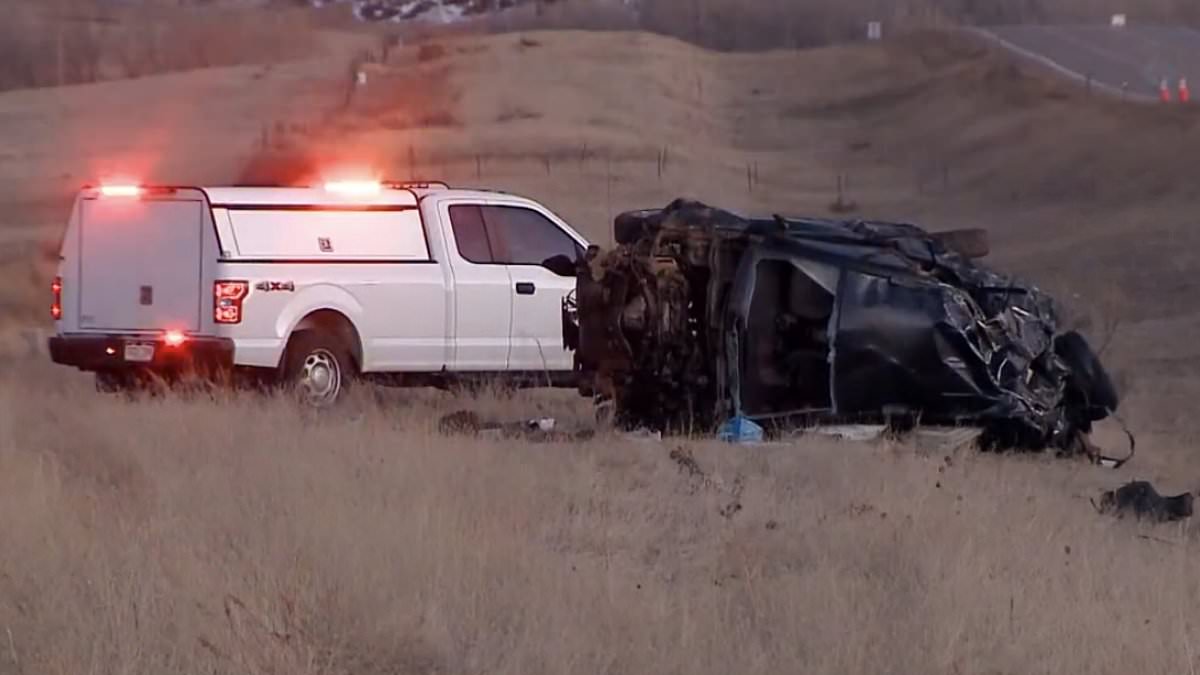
[515,282,536,295]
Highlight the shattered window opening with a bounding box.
[740,259,835,417]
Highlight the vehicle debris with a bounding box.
[1093,481,1194,522]
[803,424,887,443]
[717,415,764,444]
[568,198,1125,460]
[436,410,594,442]
[618,428,664,442]
[668,446,745,517]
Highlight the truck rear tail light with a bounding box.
[164,330,187,347]
[214,280,249,324]
[51,276,62,320]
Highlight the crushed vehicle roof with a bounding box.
[567,199,1122,460]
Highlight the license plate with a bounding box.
[123,343,155,363]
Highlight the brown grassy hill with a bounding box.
[3,27,1200,675]
[4,25,1199,442]
[6,26,1200,433]
[244,28,1200,436]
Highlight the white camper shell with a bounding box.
[49,181,589,405]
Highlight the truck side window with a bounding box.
[448,204,495,263]
[483,206,580,266]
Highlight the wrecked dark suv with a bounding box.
[567,199,1119,454]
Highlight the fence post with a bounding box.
[606,154,613,239]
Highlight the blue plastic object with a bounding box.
[718,415,764,444]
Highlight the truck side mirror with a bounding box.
[541,254,577,277]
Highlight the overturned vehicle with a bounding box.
[566,199,1121,456]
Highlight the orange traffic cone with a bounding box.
[1161,77,1173,102]
[1180,77,1191,103]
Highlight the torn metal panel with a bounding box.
[569,198,1120,454]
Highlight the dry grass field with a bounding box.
[3,353,1197,675]
[4,11,1200,675]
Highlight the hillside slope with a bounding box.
[4,28,1200,675]
[250,29,1200,441]
[6,28,1200,439]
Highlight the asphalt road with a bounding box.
[976,24,1200,101]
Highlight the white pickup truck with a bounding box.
[48,180,589,405]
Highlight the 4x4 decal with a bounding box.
[255,281,295,292]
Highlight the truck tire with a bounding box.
[281,331,353,408]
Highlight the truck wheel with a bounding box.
[282,331,353,408]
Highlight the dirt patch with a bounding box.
[417,43,449,63]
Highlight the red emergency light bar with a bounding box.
[323,180,383,196]
[319,180,450,194]
[86,184,180,199]
[99,184,143,198]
